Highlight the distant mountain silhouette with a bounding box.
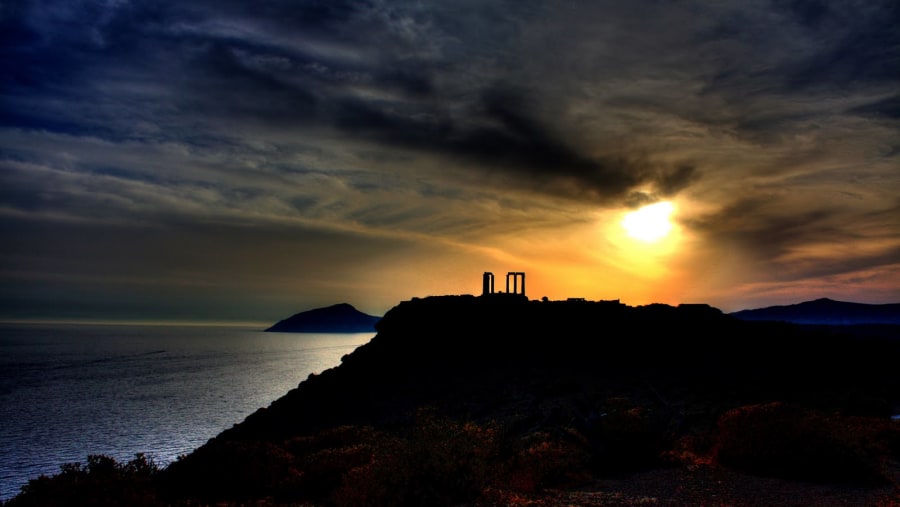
[730,298,900,325]
[265,303,381,333]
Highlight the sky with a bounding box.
[1,0,898,323]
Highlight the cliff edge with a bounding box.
[160,295,900,505]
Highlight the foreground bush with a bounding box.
[331,410,501,507]
[162,439,301,503]
[713,402,894,484]
[12,403,896,506]
[502,430,592,493]
[5,454,160,507]
[585,398,671,472]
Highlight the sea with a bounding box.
[0,322,375,501]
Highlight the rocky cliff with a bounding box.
[158,295,900,505]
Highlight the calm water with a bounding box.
[0,323,374,500]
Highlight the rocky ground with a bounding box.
[478,463,900,506]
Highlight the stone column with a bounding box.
[482,272,494,296]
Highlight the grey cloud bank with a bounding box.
[1,0,897,320]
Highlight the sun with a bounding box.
[622,202,675,242]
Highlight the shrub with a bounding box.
[297,443,374,501]
[503,431,592,493]
[712,402,890,484]
[6,454,160,507]
[583,398,671,473]
[162,440,298,502]
[331,410,500,507]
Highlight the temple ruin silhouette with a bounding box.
[482,271,526,298]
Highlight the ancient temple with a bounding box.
[482,271,525,298]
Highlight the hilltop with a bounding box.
[163,295,899,506]
[8,295,900,506]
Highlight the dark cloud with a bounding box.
[687,196,900,285]
[850,94,900,119]
[0,209,417,320]
[213,0,363,32]
[687,196,831,259]
[683,0,898,148]
[1,0,897,319]
[776,0,832,28]
[330,84,703,203]
[783,2,900,90]
[179,42,320,123]
[2,0,693,204]
[0,2,725,206]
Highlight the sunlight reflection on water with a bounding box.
[0,323,374,500]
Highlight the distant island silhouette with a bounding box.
[265,303,381,333]
[8,276,900,506]
[730,297,900,325]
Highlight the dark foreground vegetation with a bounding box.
[6,296,900,506]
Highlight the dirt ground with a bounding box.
[477,462,900,507]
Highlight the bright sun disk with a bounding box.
[622,201,675,242]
